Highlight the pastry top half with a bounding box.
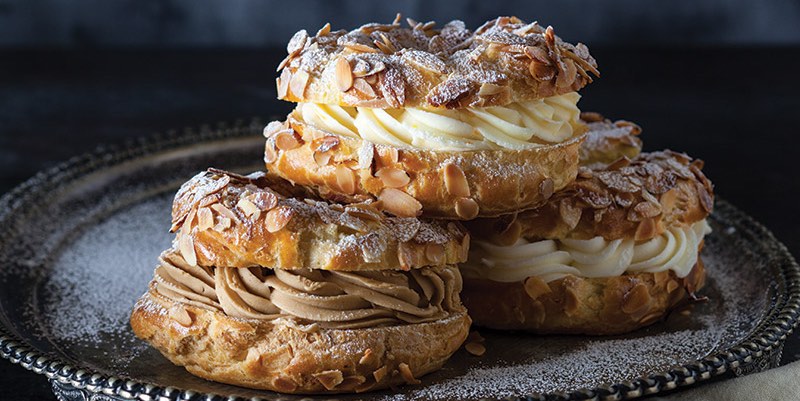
[276,15,598,109]
[170,169,469,271]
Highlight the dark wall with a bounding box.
[2,0,800,47]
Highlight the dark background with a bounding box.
[1,1,800,400]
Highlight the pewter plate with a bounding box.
[0,122,798,401]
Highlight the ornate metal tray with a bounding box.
[0,121,798,401]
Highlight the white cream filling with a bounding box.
[461,220,712,283]
[293,92,583,151]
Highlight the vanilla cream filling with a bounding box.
[293,92,583,151]
[461,220,711,283]
[153,251,464,329]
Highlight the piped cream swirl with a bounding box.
[153,251,463,329]
[461,220,711,283]
[294,92,583,151]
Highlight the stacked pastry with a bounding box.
[461,116,715,334]
[130,170,472,393]
[131,14,716,395]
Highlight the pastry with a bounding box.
[263,16,600,219]
[131,169,471,393]
[460,150,714,334]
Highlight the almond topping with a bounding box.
[271,377,296,393]
[313,370,344,391]
[352,77,376,98]
[376,167,410,188]
[289,69,310,98]
[335,165,357,194]
[378,188,422,217]
[443,163,470,197]
[358,141,374,170]
[478,82,505,96]
[264,139,278,164]
[335,57,353,92]
[275,130,302,151]
[236,198,260,218]
[314,151,332,166]
[556,59,578,88]
[169,305,193,327]
[262,121,284,138]
[539,178,554,198]
[197,207,214,231]
[372,366,388,383]
[276,68,290,98]
[179,233,197,267]
[212,217,231,232]
[530,60,556,81]
[358,348,375,366]
[425,243,445,265]
[455,197,479,220]
[398,363,420,385]
[250,191,278,211]
[265,206,292,233]
[211,204,240,224]
[622,283,652,314]
[465,342,486,357]
[524,276,552,300]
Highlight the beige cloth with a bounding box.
[652,361,800,401]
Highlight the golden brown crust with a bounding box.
[461,257,706,335]
[131,291,471,393]
[276,16,598,109]
[264,116,584,219]
[468,150,714,244]
[171,169,470,271]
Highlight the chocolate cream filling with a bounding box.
[151,250,464,329]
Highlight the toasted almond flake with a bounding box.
[263,121,284,138]
[539,178,554,198]
[443,163,470,197]
[213,216,231,232]
[264,139,278,163]
[169,305,193,327]
[622,283,651,314]
[314,151,332,166]
[467,330,485,343]
[358,141,374,170]
[197,207,214,231]
[392,13,402,25]
[478,82,505,96]
[250,191,278,211]
[275,130,302,151]
[277,68,291,98]
[211,203,240,224]
[346,204,383,222]
[352,77,376,98]
[289,69,310,97]
[313,370,344,391]
[265,206,292,233]
[359,348,375,365]
[236,198,260,217]
[335,166,357,194]
[667,279,680,293]
[379,188,422,217]
[455,197,479,220]
[316,22,331,36]
[372,366,388,383]
[271,377,297,393]
[376,146,399,165]
[335,57,354,92]
[398,363,420,385]
[465,342,486,356]
[556,59,578,88]
[344,42,380,53]
[375,167,410,188]
[524,276,552,300]
[530,60,556,81]
[179,233,197,267]
[425,243,445,265]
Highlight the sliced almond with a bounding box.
[478,82,505,96]
[289,69,310,98]
[213,216,231,232]
[314,151,332,166]
[169,305,193,327]
[264,139,278,164]
[250,191,278,211]
[262,120,284,138]
[539,178,554,199]
[197,207,214,231]
[358,348,375,366]
[379,188,422,217]
[335,166,357,194]
[179,233,197,267]
[335,57,354,92]
[236,198,260,217]
[443,163,470,197]
[622,283,651,314]
[275,130,302,151]
[316,22,331,36]
[425,243,445,265]
[455,197,479,220]
[556,59,577,88]
[357,141,374,170]
[313,370,344,391]
[372,366,388,383]
[524,276,552,300]
[398,363,420,385]
[353,77,376,98]
[265,206,292,233]
[276,68,291,98]
[211,204,240,224]
[530,60,556,81]
[375,167,410,188]
[465,342,486,357]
